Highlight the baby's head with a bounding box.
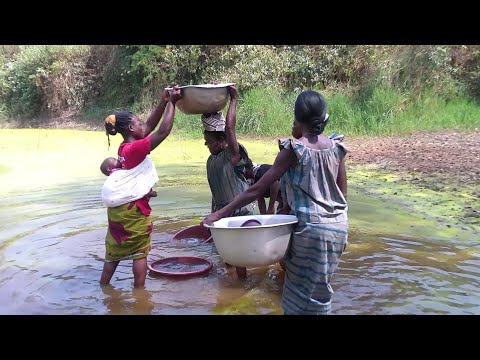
[100,157,121,176]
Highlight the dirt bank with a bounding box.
[346,129,480,235]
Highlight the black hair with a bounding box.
[204,130,253,169]
[204,130,226,142]
[104,111,135,136]
[100,159,110,176]
[239,144,253,169]
[294,90,329,135]
[104,111,135,148]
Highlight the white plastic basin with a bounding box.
[204,215,298,268]
[168,83,234,115]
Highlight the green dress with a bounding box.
[206,143,255,216]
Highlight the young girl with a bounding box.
[203,84,255,279]
[100,86,182,288]
[245,163,282,214]
[203,90,348,314]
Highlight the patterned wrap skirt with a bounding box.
[104,203,153,262]
[282,221,348,315]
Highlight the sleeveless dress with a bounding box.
[280,138,349,315]
[206,143,255,216]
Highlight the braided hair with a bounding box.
[104,110,135,147]
[294,90,329,135]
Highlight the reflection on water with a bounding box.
[102,286,154,315]
[173,238,205,247]
[150,258,211,274]
[334,231,480,315]
[0,175,479,315]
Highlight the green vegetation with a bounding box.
[1,129,477,241]
[1,45,480,135]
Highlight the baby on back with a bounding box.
[100,156,158,207]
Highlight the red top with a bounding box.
[118,136,152,216]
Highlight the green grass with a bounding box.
[1,129,477,240]
[171,88,296,139]
[0,129,280,195]
[8,85,480,139]
[326,86,480,135]
[170,86,480,138]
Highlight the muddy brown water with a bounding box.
[0,176,479,315]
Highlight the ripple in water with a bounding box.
[151,258,211,274]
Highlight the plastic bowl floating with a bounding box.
[203,215,298,268]
[171,225,212,244]
[148,257,213,277]
[167,83,234,115]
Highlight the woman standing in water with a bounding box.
[203,90,348,314]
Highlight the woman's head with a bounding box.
[104,111,144,140]
[292,90,329,139]
[204,130,227,155]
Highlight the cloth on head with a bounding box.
[105,114,116,127]
[202,112,226,131]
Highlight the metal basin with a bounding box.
[168,83,234,115]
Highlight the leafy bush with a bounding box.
[2,45,480,135]
[0,45,95,118]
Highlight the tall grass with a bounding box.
[171,86,480,138]
[169,88,297,139]
[328,86,480,135]
[69,85,480,138]
[236,88,296,136]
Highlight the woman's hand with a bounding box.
[201,212,223,226]
[162,88,171,102]
[227,84,238,100]
[169,86,182,105]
